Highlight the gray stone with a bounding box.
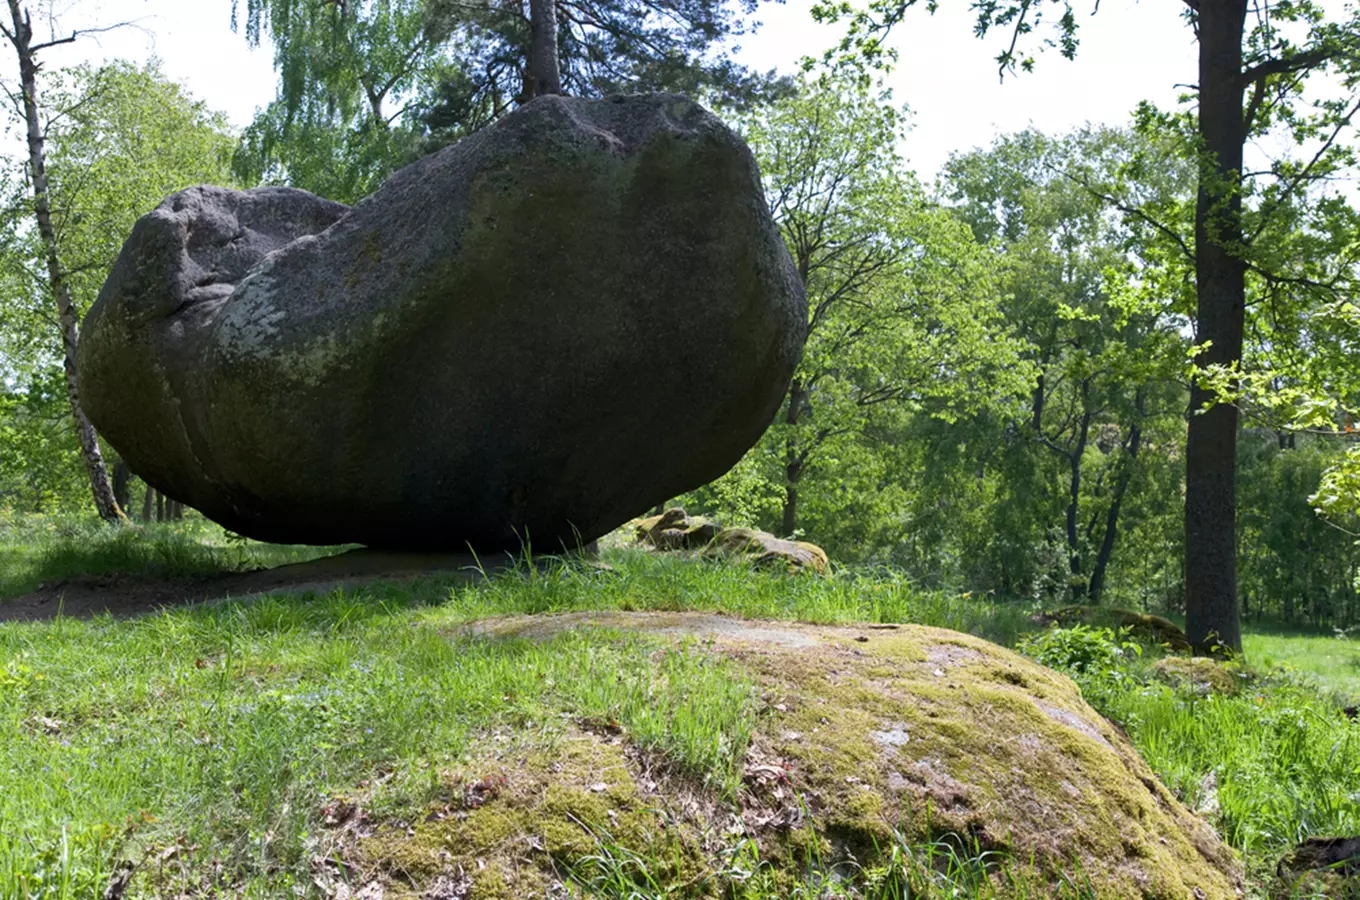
[77,93,806,549]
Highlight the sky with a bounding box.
[28,0,1202,181]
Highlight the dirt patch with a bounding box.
[0,549,519,623]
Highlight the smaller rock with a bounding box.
[631,510,828,573]
[1277,835,1360,897]
[704,527,828,574]
[1150,656,1247,696]
[634,508,721,549]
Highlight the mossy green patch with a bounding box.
[356,729,707,898]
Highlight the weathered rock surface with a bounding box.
[1151,656,1247,696]
[356,612,1244,898]
[704,525,829,573]
[78,94,806,549]
[633,507,830,572]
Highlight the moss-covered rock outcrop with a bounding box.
[633,508,829,573]
[348,612,1241,898]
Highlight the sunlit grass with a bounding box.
[1243,626,1360,698]
[0,588,758,897]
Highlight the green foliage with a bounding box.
[880,126,1194,602]
[1018,624,1137,679]
[0,61,237,516]
[0,372,85,513]
[683,73,1030,549]
[231,0,446,202]
[232,0,789,201]
[1239,435,1360,626]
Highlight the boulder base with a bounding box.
[78,94,806,550]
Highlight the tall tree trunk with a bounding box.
[781,380,808,537]
[1185,0,1248,654]
[112,460,131,512]
[1088,390,1146,604]
[4,0,123,523]
[528,0,562,96]
[142,485,155,522]
[1065,384,1093,601]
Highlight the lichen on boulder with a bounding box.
[349,612,1242,898]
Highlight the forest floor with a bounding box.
[0,516,1356,898]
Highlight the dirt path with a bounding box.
[0,549,515,623]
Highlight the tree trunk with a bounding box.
[142,485,155,522]
[112,460,131,512]
[156,490,165,523]
[528,0,562,96]
[1185,0,1248,654]
[1088,391,1146,604]
[4,0,123,523]
[781,479,799,537]
[1065,385,1093,601]
[781,380,808,537]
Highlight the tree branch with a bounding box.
[1240,46,1334,89]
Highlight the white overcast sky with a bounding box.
[29,0,1199,181]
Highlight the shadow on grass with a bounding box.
[0,519,1045,649]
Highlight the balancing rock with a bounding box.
[77,94,806,549]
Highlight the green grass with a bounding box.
[569,825,1100,899]
[0,520,1357,897]
[0,586,759,897]
[1243,625,1360,699]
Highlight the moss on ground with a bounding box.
[345,613,1243,898]
[357,730,708,897]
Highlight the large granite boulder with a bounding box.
[78,94,806,550]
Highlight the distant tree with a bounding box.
[817,0,1360,652]
[944,127,1193,603]
[686,75,1031,543]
